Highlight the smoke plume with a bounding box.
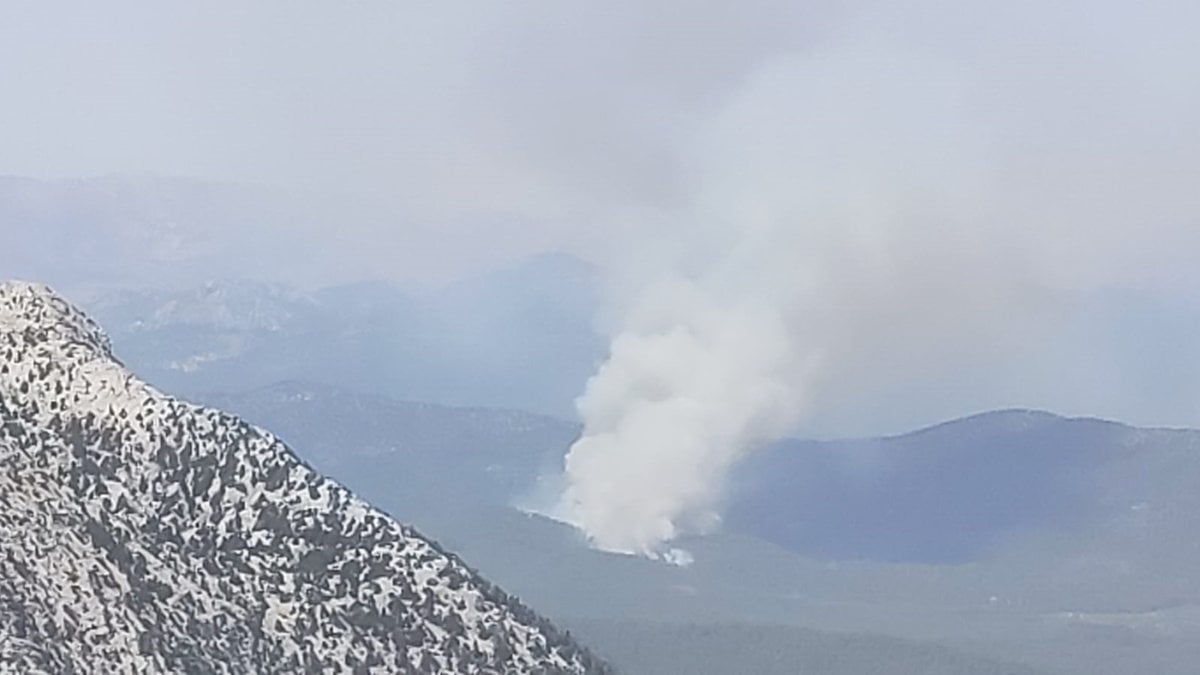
[557,278,809,559]
[553,40,1048,559]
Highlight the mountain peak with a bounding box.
[0,280,114,357]
[0,280,608,672]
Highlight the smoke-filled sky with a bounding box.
[3,0,1200,444]
[3,1,1196,279]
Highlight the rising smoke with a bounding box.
[554,0,1200,553]
[556,278,809,559]
[553,38,1063,559]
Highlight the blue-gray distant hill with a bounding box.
[727,409,1152,563]
[83,253,604,419]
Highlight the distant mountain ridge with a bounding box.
[0,281,608,673]
[726,407,1180,563]
[199,381,577,507]
[0,176,303,288]
[204,380,1199,568]
[80,255,604,418]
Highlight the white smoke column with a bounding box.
[557,277,808,560]
[553,42,1003,560]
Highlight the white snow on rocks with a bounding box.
[0,281,606,674]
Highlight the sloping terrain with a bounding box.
[0,281,607,673]
[199,381,575,507]
[204,381,1200,675]
[563,620,1044,675]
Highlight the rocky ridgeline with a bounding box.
[0,281,608,674]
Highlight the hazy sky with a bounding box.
[3,1,1200,434]
[2,1,1198,284]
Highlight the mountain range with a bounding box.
[80,257,602,420]
[201,382,1200,675]
[12,271,1199,674]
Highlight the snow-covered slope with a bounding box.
[0,281,608,674]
